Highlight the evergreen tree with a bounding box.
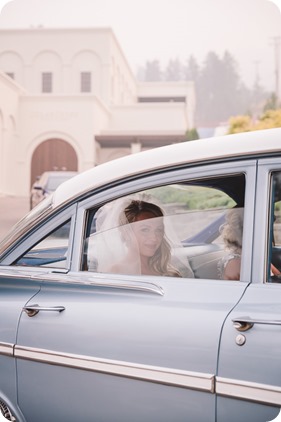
[164,58,183,81]
[197,51,222,125]
[264,93,279,112]
[137,50,271,128]
[143,60,162,81]
[197,50,250,125]
[184,55,200,84]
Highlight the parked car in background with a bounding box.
[0,129,281,421]
[30,170,78,209]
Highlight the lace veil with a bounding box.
[87,193,194,278]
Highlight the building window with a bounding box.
[42,72,53,93]
[138,96,186,103]
[81,72,91,93]
[6,72,14,79]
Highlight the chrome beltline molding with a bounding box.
[2,343,281,406]
[0,270,164,296]
[216,376,281,406]
[43,271,165,296]
[14,345,214,392]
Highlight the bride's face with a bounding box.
[131,211,164,258]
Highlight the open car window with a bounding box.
[82,174,245,280]
[12,219,71,269]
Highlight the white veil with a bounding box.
[87,193,194,278]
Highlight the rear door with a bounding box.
[217,158,281,422]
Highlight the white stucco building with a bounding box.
[0,27,195,196]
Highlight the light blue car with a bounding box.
[0,128,281,422]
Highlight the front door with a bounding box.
[14,163,256,421]
[0,269,41,421]
[16,274,249,422]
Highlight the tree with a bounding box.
[164,58,183,81]
[228,109,281,134]
[255,109,281,130]
[143,60,162,81]
[196,51,223,124]
[137,50,271,128]
[228,115,252,134]
[184,55,200,85]
[185,128,200,140]
[264,93,279,112]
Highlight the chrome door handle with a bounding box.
[23,304,65,317]
[232,316,281,332]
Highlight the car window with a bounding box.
[267,171,281,282]
[0,194,54,256]
[13,219,71,268]
[82,174,245,280]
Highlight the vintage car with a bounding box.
[30,171,78,209]
[0,128,281,422]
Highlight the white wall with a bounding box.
[0,27,196,197]
[0,72,25,195]
[106,103,188,132]
[0,27,138,104]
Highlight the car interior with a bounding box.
[83,174,246,280]
[10,171,281,284]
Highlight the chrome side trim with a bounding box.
[7,345,281,405]
[15,345,214,392]
[0,342,14,357]
[216,377,281,406]
[87,279,164,296]
[31,272,165,296]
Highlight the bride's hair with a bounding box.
[221,208,243,254]
[120,200,181,277]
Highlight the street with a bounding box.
[0,195,29,241]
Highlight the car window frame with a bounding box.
[1,203,77,269]
[72,160,257,283]
[253,157,281,284]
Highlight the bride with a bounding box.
[88,195,193,278]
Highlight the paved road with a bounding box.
[0,195,30,242]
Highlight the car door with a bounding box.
[0,267,41,422]
[217,159,281,422]
[14,162,255,422]
[0,202,76,421]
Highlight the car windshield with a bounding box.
[0,194,54,258]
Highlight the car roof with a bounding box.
[53,128,281,207]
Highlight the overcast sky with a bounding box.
[0,0,281,91]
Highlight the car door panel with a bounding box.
[217,284,281,422]
[217,159,281,422]
[15,273,249,422]
[0,269,41,421]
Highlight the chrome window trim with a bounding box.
[0,270,164,295]
[252,158,281,284]
[15,345,214,392]
[22,271,165,296]
[73,161,257,280]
